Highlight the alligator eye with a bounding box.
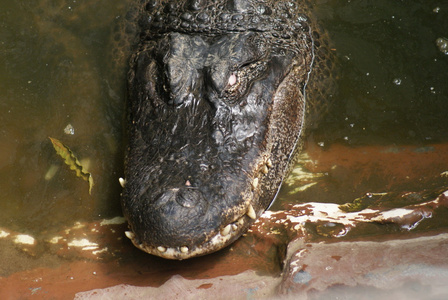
[222,61,268,106]
[228,73,237,86]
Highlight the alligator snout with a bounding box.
[123,175,261,259]
[149,188,210,245]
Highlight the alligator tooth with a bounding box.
[180,246,189,253]
[247,204,256,220]
[124,231,134,240]
[157,246,167,253]
[238,217,245,225]
[231,224,238,231]
[252,178,259,190]
[220,224,231,236]
[267,159,273,168]
[119,177,126,188]
[262,165,269,174]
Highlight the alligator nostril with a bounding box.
[176,188,202,208]
[153,188,178,209]
[138,187,211,247]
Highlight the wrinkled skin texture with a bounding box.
[122,0,317,259]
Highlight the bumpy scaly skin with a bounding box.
[122,0,318,259]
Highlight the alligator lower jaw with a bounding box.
[124,210,255,260]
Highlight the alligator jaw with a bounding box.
[124,204,258,260]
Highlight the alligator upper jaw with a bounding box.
[123,202,258,260]
[120,137,277,259]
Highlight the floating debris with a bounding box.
[49,137,94,195]
[44,164,59,181]
[64,124,75,135]
[436,37,448,55]
[393,78,402,85]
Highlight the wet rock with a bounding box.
[253,189,448,240]
[74,270,280,299]
[280,233,448,298]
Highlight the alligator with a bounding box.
[120,0,329,260]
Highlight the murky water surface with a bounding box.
[275,0,448,204]
[1,0,448,276]
[313,0,448,146]
[0,0,129,236]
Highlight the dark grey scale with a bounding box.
[188,0,207,11]
[225,23,235,31]
[164,2,178,14]
[255,4,266,15]
[230,0,253,13]
[231,14,243,22]
[191,23,199,30]
[196,12,210,23]
[297,14,309,23]
[281,33,291,40]
[180,12,194,22]
[312,37,321,49]
[292,20,303,31]
[274,23,284,32]
[154,13,164,22]
[180,21,190,29]
[282,12,292,20]
[249,15,259,24]
[145,0,158,12]
[301,23,311,35]
[262,5,273,16]
[168,16,180,28]
[290,32,298,40]
[152,21,163,30]
[196,23,205,30]
[138,15,150,32]
[230,14,246,29]
[312,31,321,42]
[286,1,296,9]
[257,16,274,32]
[202,24,212,32]
[220,13,230,22]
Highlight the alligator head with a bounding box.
[121,0,315,259]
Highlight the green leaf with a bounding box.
[49,137,94,195]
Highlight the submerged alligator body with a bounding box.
[121,0,322,259]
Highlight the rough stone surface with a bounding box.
[279,234,448,299]
[75,271,281,299]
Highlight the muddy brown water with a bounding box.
[1,0,448,297]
